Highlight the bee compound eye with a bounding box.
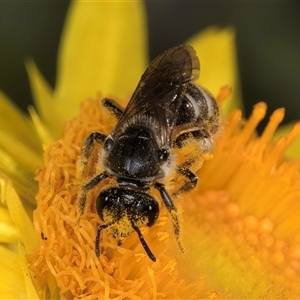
[158,148,169,163]
[134,194,159,227]
[96,188,122,221]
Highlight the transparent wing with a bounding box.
[113,45,200,147]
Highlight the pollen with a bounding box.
[27,95,300,299]
[27,96,212,299]
[180,102,300,298]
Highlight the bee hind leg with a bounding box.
[102,98,124,120]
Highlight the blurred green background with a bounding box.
[1,2,299,130]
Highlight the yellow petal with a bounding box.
[19,243,40,299]
[0,90,41,151]
[26,60,60,136]
[0,152,37,205]
[187,27,242,116]
[54,0,148,120]
[5,181,36,253]
[0,130,42,173]
[28,106,55,146]
[0,245,27,299]
[273,122,300,158]
[0,206,18,244]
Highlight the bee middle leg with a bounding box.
[80,132,106,176]
[82,132,106,159]
[175,166,198,195]
[173,128,209,148]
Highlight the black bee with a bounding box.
[77,45,220,262]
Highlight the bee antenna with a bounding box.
[131,222,156,262]
[95,223,109,257]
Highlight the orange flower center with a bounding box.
[27,96,213,299]
[27,92,300,299]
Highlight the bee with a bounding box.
[77,45,220,262]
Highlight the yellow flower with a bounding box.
[1,1,299,299]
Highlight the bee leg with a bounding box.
[175,167,198,195]
[77,172,108,223]
[81,132,106,176]
[131,221,156,262]
[154,182,184,253]
[173,128,209,148]
[102,98,124,120]
[82,132,106,159]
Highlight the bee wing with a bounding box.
[113,45,200,146]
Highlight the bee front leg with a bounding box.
[77,172,108,224]
[154,182,184,253]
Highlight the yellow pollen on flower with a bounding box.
[179,101,300,298]
[182,188,300,297]
[26,92,300,299]
[27,96,215,300]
